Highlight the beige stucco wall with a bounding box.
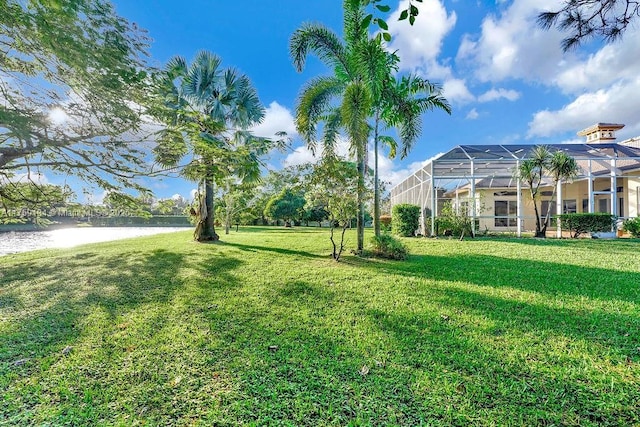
[626,178,640,218]
[453,175,639,233]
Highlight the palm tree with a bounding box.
[290,0,372,253]
[291,3,451,243]
[542,150,579,231]
[517,146,579,237]
[154,51,271,241]
[365,41,451,236]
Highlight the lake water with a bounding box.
[0,227,190,256]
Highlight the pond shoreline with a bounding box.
[0,223,191,233]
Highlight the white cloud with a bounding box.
[528,77,640,138]
[48,107,68,126]
[283,145,319,167]
[385,0,475,108]
[387,0,457,73]
[477,88,520,102]
[558,138,583,145]
[466,108,479,120]
[382,153,446,188]
[283,136,352,167]
[457,0,568,83]
[552,28,640,94]
[251,101,297,139]
[83,190,108,205]
[442,78,475,105]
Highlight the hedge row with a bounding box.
[558,213,616,238]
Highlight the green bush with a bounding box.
[368,233,408,260]
[392,204,420,237]
[622,217,640,237]
[435,201,475,239]
[558,213,616,238]
[379,214,392,232]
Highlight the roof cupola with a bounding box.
[577,123,624,143]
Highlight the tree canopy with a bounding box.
[0,0,154,203]
[264,188,305,227]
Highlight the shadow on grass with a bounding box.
[200,274,639,425]
[362,252,640,304]
[0,248,243,367]
[230,226,326,234]
[2,233,638,425]
[487,236,640,249]
[222,241,326,259]
[366,307,635,425]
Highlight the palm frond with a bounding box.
[341,80,372,152]
[295,76,345,144]
[343,0,368,48]
[289,24,349,75]
[165,56,188,80]
[320,108,343,159]
[378,135,397,159]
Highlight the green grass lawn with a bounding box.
[1,227,639,426]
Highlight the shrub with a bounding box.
[623,217,640,238]
[379,214,392,232]
[558,213,617,238]
[392,204,420,237]
[368,233,408,260]
[436,201,474,239]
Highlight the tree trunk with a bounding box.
[196,178,219,241]
[541,180,559,237]
[529,187,544,238]
[356,145,365,254]
[373,111,381,238]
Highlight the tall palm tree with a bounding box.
[290,0,372,253]
[154,51,270,241]
[363,40,450,236]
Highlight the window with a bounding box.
[541,200,553,218]
[495,200,517,227]
[563,199,577,214]
[459,201,469,216]
[598,198,609,213]
[619,198,624,217]
[582,199,589,213]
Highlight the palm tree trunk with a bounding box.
[196,177,219,241]
[373,110,381,237]
[528,184,544,238]
[356,146,365,254]
[541,182,559,236]
[533,200,544,238]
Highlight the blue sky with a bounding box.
[77,1,640,201]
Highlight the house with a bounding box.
[390,123,640,237]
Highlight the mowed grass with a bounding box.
[1,227,639,426]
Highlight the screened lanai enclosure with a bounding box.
[390,130,640,237]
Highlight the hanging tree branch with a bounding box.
[538,0,640,51]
